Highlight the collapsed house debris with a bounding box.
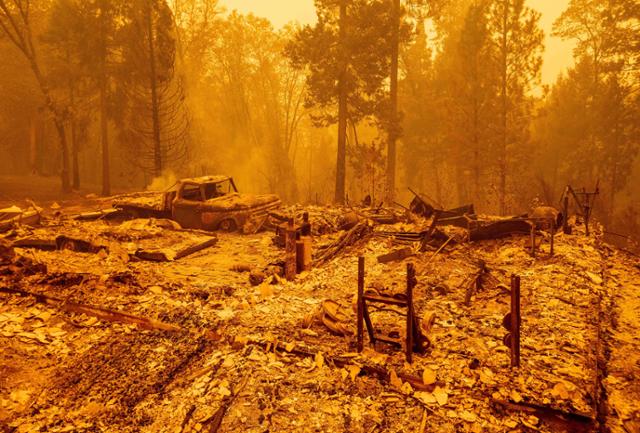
[1,192,639,433]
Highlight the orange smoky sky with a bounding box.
[219,0,576,85]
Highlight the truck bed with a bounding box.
[112,192,167,212]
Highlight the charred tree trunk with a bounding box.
[472,66,480,205]
[386,0,400,203]
[335,0,348,204]
[32,60,70,193]
[0,1,71,192]
[71,104,79,189]
[147,0,163,177]
[100,0,111,196]
[66,46,80,190]
[54,119,71,193]
[498,0,508,215]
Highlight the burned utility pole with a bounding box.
[335,0,348,204]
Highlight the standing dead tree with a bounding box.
[117,0,190,178]
[0,0,71,192]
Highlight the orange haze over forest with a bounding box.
[220,0,576,85]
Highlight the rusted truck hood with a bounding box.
[201,193,280,211]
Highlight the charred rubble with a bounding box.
[0,186,639,433]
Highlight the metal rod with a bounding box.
[563,194,570,234]
[550,220,555,256]
[406,262,415,363]
[510,275,521,368]
[357,256,364,352]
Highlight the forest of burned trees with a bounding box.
[0,0,639,236]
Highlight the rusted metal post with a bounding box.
[406,263,415,363]
[584,200,591,237]
[357,256,364,352]
[510,275,521,368]
[563,194,570,234]
[285,218,297,280]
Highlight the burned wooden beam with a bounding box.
[135,236,218,262]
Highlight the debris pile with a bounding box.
[0,197,638,433]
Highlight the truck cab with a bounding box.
[169,176,281,233]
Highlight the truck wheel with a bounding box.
[218,219,237,232]
[59,238,77,252]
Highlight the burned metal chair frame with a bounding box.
[356,257,428,363]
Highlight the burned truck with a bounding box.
[113,176,281,233]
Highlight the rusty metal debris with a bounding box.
[503,275,521,368]
[562,183,600,236]
[356,257,428,363]
[462,259,499,306]
[409,188,475,225]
